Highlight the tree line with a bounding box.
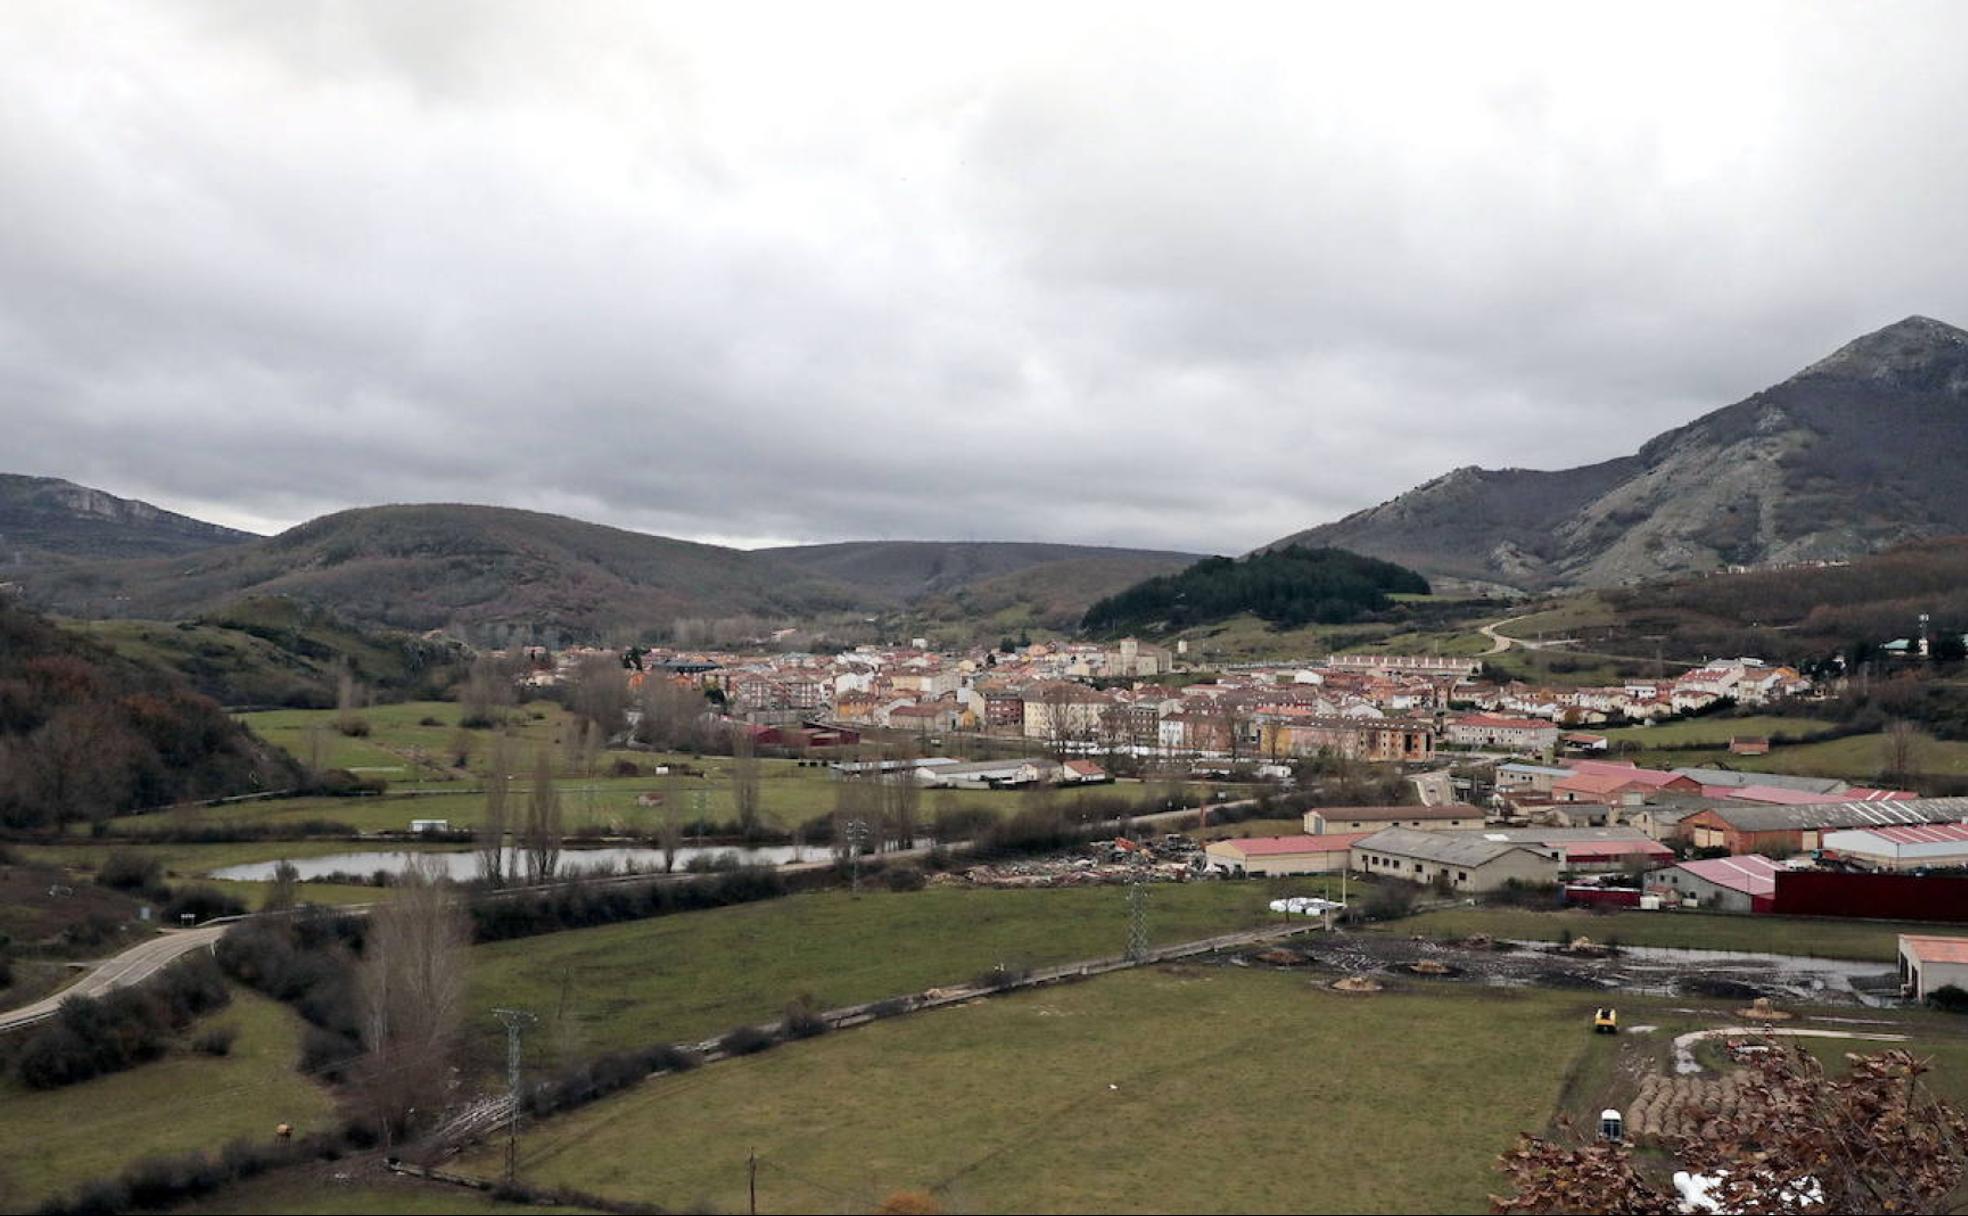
[1082,545,1430,635]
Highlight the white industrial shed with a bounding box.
[1899,934,1968,1000]
[1822,822,1968,871]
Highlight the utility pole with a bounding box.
[1125,851,1149,963]
[846,818,870,894]
[493,1008,537,1184]
[748,1146,758,1215]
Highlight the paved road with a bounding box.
[0,923,230,1032]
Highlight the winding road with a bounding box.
[0,923,231,1032]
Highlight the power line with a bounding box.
[492,1007,536,1184]
[1125,852,1149,963]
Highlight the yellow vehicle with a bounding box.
[1593,1007,1618,1034]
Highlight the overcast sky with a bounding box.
[4,2,1967,553]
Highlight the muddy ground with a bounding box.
[1231,930,1902,1006]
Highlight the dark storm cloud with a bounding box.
[3,1,1966,553]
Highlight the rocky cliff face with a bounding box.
[0,474,254,568]
[1264,316,1968,592]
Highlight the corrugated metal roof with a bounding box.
[1696,798,1968,833]
[1673,769,1847,795]
[1674,854,1784,896]
[1353,827,1550,867]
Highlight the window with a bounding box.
[1458,871,1468,882]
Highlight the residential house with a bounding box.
[1444,714,1559,754]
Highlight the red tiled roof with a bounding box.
[1212,832,1373,857]
[1902,934,1968,965]
[1674,854,1783,896]
[1453,715,1554,730]
[1556,772,1652,795]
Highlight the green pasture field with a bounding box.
[0,988,336,1211]
[461,967,1594,1214]
[462,879,1331,1073]
[1621,729,1968,783]
[1601,714,1838,747]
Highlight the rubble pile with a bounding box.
[953,836,1204,889]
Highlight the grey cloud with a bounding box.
[3,1,1967,555]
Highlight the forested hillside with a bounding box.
[0,597,300,829]
[1082,546,1429,635]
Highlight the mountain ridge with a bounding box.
[12,501,1202,641]
[1264,315,1968,592]
[0,473,255,569]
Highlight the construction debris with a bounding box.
[955,836,1203,889]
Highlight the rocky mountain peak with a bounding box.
[1797,314,1968,385]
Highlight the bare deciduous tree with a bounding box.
[334,661,368,737]
[568,655,631,739]
[477,731,514,886]
[458,655,514,729]
[1882,718,1924,789]
[730,725,763,837]
[522,749,561,882]
[659,767,682,873]
[884,742,920,850]
[356,856,470,1141]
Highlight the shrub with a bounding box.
[14,955,230,1089]
[162,886,246,924]
[96,850,163,893]
[884,865,927,893]
[418,716,443,727]
[191,1025,238,1056]
[335,716,371,738]
[781,999,831,1040]
[719,1024,775,1056]
[1929,984,1968,1014]
[974,964,1030,991]
[1360,881,1417,922]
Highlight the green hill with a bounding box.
[18,503,874,643]
[1082,546,1430,636]
[69,597,471,708]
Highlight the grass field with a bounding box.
[106,772,1174,838]
[464,880,1331,1072]
[1602,715,1838,747]
[463,967,1592,1214]
[0,988,336,1210]
[135,699,1199,838]
[1381,906,1924,962]
[1620,728,1968,783]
